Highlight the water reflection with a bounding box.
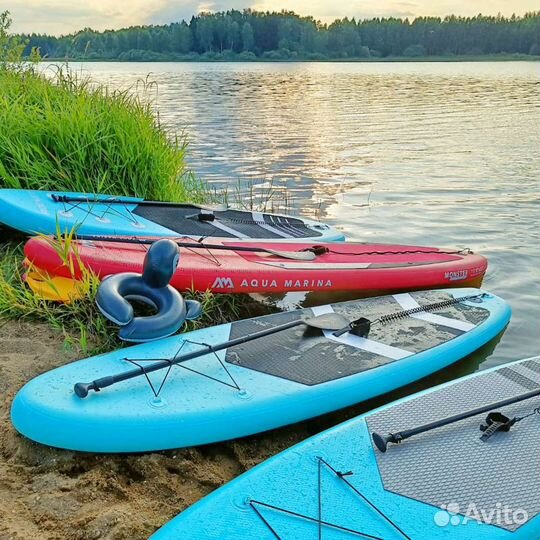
[57,61,540,367]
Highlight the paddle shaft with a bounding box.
[75,317,308,397]
[380,387,540,446]
[69,234,316,260]
[52,194,214,210]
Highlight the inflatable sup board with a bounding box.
[11,288,509,452]
[0,189,343,242]
[150,356,540,539]
[24,236,488,295]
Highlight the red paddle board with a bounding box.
[24,237,487,294]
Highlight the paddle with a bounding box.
[51,194,228,212]
[73,312,350,398]
[60,234,318,261]
[372,387,540,453]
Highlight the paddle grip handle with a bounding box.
[74,376,116,398]
[333,326,351,337]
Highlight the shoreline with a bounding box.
[40,54,540,64]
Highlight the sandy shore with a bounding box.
[0,319,333,540]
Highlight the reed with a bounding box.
[0,67,207,201]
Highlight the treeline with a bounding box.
[24,10,540,61]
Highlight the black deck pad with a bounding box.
[225,292,490,385]
[132,205,319,239]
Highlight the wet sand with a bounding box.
[0,319,318,540]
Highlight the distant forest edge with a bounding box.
[24,10,540,62]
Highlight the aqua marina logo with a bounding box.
[434,502,528,527]
[211,276,235,289]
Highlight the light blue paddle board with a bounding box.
[151,356,540,540]
[11,288,510,453]
[0,189,344,242]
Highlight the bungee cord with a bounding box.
[248,457,410,539]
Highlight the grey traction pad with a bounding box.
[367,358,540,531]
[132,205,319,239]
[225,291,489,385]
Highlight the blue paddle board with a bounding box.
[11,288,510,453]
[151,356,540,540]
[0,189,344,242]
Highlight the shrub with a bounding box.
[358,46,371,58]
[305,52,328,60]
[262,50,284,60]
[529,43,540,56]
[220,48,236,60]
[402,44,427,57]
[237,51,257,60]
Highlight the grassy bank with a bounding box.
[0,68,202,200]
[0,11,243,353]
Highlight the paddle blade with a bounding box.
[24,267,86,304]
[265,249,316,261]
[303,312,350,331]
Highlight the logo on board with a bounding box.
[211,277,235,289]
[211,276,333,289]
[444,270,468,281]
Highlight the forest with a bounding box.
[23,10,540,61]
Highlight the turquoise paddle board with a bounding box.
[11,288,510,453]
[0,189,344,242]
[151,356,540,539]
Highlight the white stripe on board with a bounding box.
[252,212,294,238]
[311,305,413,360]
[268,213,308,237]
[210,218,245,239]
[255,261,372,269]
[393,293,475,332]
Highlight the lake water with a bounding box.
[63,61,540,378]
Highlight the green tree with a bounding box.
[17,8,540,61]
[172,22,192,53]
[195,15,214,52]
[241,21,255,52]
[1,11,27,63]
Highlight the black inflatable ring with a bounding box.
[96,239,202,342]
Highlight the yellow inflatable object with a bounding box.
[24,265,86,304]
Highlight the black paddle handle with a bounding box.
[372,386,540,452]
[73,318,305,398]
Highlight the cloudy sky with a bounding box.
[7,0,539,35]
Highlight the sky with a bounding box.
[6,0,539,36]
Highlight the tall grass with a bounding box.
[0,68,206,201]
[0,13,204,202]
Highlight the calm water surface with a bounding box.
[65,61,539,382]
